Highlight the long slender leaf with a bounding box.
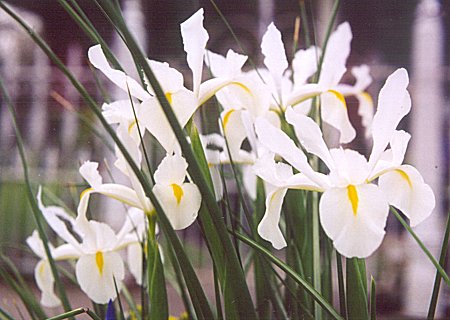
[234,230,344,320]
[427,211,450,319]
[0,60,72,313]
[391,207,450,287]
[94,2,257,318]
[346,258,368,320]
[370,276,376,320]
[0,307,15,320]
[47,308,102,320]
[147,216,168,320]
[336,252,347,319]
[0,5,215,319]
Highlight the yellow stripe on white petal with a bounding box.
[321,90,356,144]
[75,251,125,304]
[378,165,435,227]
[320,184,389,258]
[153,183,201,230]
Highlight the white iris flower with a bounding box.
[254,68,435,258]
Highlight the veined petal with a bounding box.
[261,23,288,89]
[34,260,61,308]
[88,45,150,101]
[153,182,201,230]
[378,165,435,227]
[319,184,389,258]
[369,68,411,167]
[180,8,209,96]
[285,108,334,170]
[320,90,356,144]
[257,188,288,250]
[75,251,125,304]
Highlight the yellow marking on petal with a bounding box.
[396,169,412,188]
[347,185,359,216]
[171,184,184,205]
[165,92,173,105]
[222,109,235,132]
[207,162,214,168]
[128,120,137,134]
[80,188,93,200]
[230,81,252,95]
[95,251,104,275]
[328,90,347,109]
[361,91,373,104]
[38,262,45,275]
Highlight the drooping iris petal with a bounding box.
[378,165,435,227]
[88,45,150,101]
[319,184,389,258]
[258,187,289,250]
[320,90,356,144]
[153,182,201,230]
[26,231,62,308]
[75,251,125,304]
[34,259,61,308]
[180,8,209,96]
[369,68,411,167]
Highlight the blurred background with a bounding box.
[0,0,449,318]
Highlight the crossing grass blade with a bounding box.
[0,4,215,319]
[233,230,344,320]
[0,66,72,314]
[391,207,450,287]
[93,2,258,318]
[427,211,450,319]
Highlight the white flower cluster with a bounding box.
[27,8,435,307]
